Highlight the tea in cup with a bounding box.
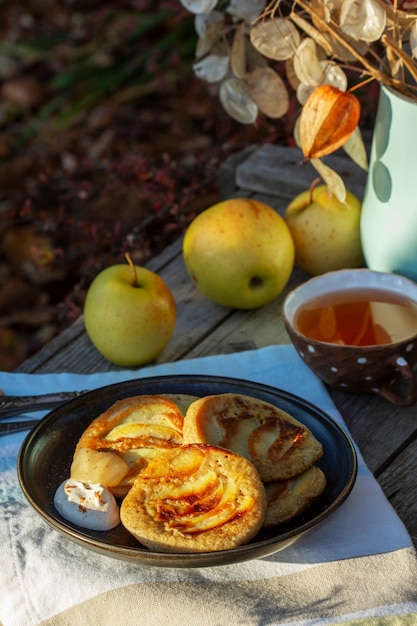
[283,269,417,406]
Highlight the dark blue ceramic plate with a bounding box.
[18,375,357,568]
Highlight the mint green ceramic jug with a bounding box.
[360,84,417,282]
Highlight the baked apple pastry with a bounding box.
[71,394,196,498]
[264,465,326,527]
[183,393,323,482]
[120,443,266,553]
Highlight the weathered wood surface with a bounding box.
[16,144,417,547]
[219,143,369,201]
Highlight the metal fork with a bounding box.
[0,419,43,435]
[0,390,88,436]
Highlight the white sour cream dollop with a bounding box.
[54,479,120,531]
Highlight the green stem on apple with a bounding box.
[125,252,139,288]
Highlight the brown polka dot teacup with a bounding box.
[283,269,417,406]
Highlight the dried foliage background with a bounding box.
[0,1,378,371]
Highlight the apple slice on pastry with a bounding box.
[120,443,266,552]
[182,393,323,482]
[72,394,197,498]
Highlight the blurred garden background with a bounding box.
[0,1,378,371]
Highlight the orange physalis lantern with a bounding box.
[299,85,361,159]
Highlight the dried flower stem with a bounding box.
[348,76,376,94]
[374,0,417,23]
[291,1,386,79]
[264,0,417,101]
[290,12,334,56]
[382,33,417,86]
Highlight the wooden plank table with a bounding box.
[15,144,417,548]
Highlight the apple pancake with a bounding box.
[71,394,198,498]
[182,393,323,482]
[264,465,326,527]
[120,443,266,552]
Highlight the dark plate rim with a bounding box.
[17,374,358,567]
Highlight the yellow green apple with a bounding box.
[284,184,363,276]
[84,255,176,366]
[182,198,295,309]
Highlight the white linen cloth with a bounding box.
[0,345,416,626]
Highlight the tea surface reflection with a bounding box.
[294,288,417,346]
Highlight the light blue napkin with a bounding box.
[0,345,414,625]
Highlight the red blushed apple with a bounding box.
[84,256,176,366]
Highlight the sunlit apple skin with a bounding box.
[284,185,364,276]
[182,198,295,309]
[84,265,176,367]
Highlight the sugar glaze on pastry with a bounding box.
[72,394,197,498]
[120,443,266,553]
[183,393,323,482]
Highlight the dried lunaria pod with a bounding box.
[293,38,325,86]
[290,12,334,56]
[296,82,315,105]
[294,46,349,106]
[250,18,300,61]
[321,62,348,92]
[339,0,386,43]
[193,54,229,83]
[219,77,258,124]
[299,85,361,159]
[285,57,300,90]
[179,0,217,14]
[227,0,267,25]
[230,22,247,80]
[247,67,290,118]
[195,12,225,59]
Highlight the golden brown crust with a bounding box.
[71,391,327,549]
[120,444,267,553]
[73,394,198,498]
[264,466,327,527]
[182,393,323,482]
